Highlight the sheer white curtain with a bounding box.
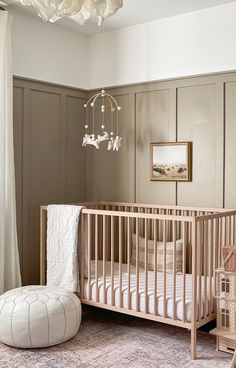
[0,11,21,294]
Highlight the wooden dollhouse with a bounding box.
[216,270,236,332]
[211,246,236,367]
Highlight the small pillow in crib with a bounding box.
[131,234,183,273]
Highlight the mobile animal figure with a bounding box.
[82,134,90,147]
[107,138,114,151]
[107,136,122,151]
[82,134,99,149]
[113,136,122,151]
[97,132,109,144]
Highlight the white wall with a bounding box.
[12,11,88,89]
[11,2,236,90]
[88,2,236,89]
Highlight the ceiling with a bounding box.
[4,0,236,35]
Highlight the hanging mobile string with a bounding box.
[101,23,105,134]
[81,16,122,151]
[92,100,95,138]
[111,104,114,137]
[84,102,88,134]
[116,108,119,136]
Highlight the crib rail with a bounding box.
[39,201,236,360]
[94,201,229,214]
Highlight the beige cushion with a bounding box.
[131,234,183,273]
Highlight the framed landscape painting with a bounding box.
[150,142,192,181]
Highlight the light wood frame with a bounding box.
[150,142,192,182]
[40,201,236,360]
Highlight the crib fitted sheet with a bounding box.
[83,261,213,322]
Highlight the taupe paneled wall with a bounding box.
[87,72,236,209]
[136,89,176,204]
[13,72,236,284]
[13,78,87,285]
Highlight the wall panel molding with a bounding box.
[88,71,236,210]
[135,88,176,204]
[13,77,87,284]
[225,81,236,208]
[13,86,24,272]
[177,83,224,207]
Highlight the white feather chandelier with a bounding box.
[15,0,123,25]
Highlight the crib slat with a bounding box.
[127,217,131,310]
[191,220,197,329]
[231,215,235,244]
[182,222,186,323]
[209,219,213,313]
[88,213,92,300]
[111,216,115,306]
[173,221,177,320]
[213,218,217,297]
[163,220,167,318]
[198,221,202,321]
[204,220,208,318]
[95,214,99,302]
[124,206,128,263]
[145,218,148,314]
[103,215,107,304]
[219,218,222,267]
[227,216,230,246]
[154,219,157,316]
[136,218,140,312]
[222,217,226,248]
[119,216,122,308]
[188,212,194,274]
[218,218,222,267]
[233,215,236,244]
[80,213,84,300]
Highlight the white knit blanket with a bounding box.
[46,205,83,292]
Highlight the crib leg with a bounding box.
[230,350,236,368]
[191,327,197,360]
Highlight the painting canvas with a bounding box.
[150,142,192,181]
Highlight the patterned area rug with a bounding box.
[0,307,231,368]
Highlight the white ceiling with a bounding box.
[5,0,236,35]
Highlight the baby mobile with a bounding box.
[82,89,122,151]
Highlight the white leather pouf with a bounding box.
[0,285,81,348]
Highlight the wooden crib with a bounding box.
[40,201,236,359]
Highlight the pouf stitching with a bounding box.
[70,297,79,337]
[45,303,50,346]
[28,304,33,348]
[57,299,67,341]
[0,286,81,348]
[10,302,17,347]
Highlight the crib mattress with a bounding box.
[83,261,213,322]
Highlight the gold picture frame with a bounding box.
[150,142,192,182]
